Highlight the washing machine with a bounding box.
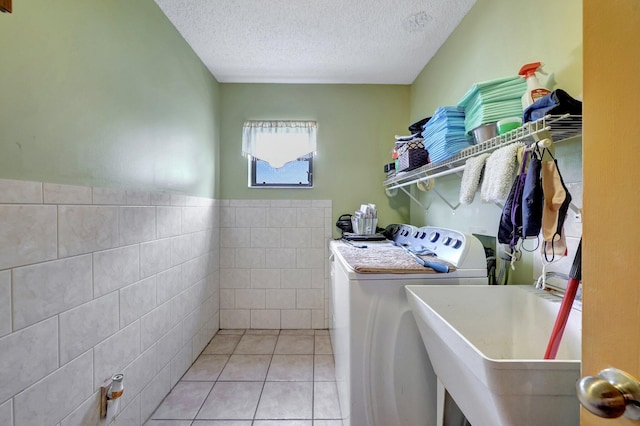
[329,225,488,426]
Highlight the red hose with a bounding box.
[544,239,582,360]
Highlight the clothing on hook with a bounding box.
[520,236,540,252]
[542,230,568,262]
[522,155,543,237]
[497,149,529,249]
[540,159,572,261]
[536,235,568,289]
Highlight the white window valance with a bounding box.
[242,120,317,169]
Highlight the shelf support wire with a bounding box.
[431,186,461,212]
[398,186,429,211]
[386,164,466,191]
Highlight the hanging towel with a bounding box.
[459,153,491,205]
[481,143,524,203]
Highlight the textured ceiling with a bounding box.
[154,0,476,84]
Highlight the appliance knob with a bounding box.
[452,239,462,249]
[429,232,440,242]
[443,236,452,246]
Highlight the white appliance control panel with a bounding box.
[386,225,485,269]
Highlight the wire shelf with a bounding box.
[383,114,582,191]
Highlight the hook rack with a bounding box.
[384,114,583,213]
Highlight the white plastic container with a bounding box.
[519,62,551,109]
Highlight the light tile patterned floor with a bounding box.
[146,329,342,426]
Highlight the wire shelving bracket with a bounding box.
[383,114,583,211]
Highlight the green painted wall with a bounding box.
[0,0,220,197]
[409,0,583,283]
[220,84,411,229]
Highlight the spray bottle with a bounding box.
[518,62,551,109]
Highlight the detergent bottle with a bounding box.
[519,62,551,109]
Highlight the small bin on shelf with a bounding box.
[397,140,429,172]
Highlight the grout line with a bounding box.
[311,332,316,422]
[7,269,13,334]
[154,329,332,423]
[252,349,273,422]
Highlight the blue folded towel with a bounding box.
[420,107,471,162]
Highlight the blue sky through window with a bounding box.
[255,158,311,185]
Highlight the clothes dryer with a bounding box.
[329,226,487,426]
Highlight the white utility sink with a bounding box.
[405,285,581,426]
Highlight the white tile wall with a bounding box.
[114,394,141,426]
[0,205,57,269]
[157,206,182,238]
[0,181,333,423]
[141,364,171,421]
[119,276,157,327]
[141,301,173,351]
[59,391,103,426]
[156,265,184,305]
[0,271,12,337]
[119,206,156,246]
[58,205,119,257]
[0,399,12,426]
[43,183,92,205]
[140,238,172,278]
[93,245,141,298]
[150,192,171,206]
[169,345,191,388]
[125,190,151,206]
[92,187,126,205]
[13,350,94,426]
[120,346,158,410]
[0,178,220,426]
[0,317,58,403]
[12,255,93,330]
[59,292,120,365]
[156,323,183,371]
[219,199,332,329]
[0,179,42,204]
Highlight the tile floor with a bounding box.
[146,329,342,426]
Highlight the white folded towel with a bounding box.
[459,153,491,205]
[481,143,524,203]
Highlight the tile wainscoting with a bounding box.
[0,180,333,425]
[219,199,333,330]
[0,179,220,426]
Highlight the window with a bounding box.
[242,120,317,188]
